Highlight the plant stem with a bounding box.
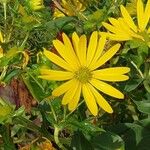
[131,61,144,79]
[48,98,58,123]
[66,100,84,118]
[21,32,29,47]
[3,2,7,43]
[54,125,66,150]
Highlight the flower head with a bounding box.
[39,31,130,116]
[102,0,150,46]
[53,0,85,17]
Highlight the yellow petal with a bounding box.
[120,5,137,32]
[68,83,81,111]
[92,67,130,82]
[93,74,129,82]
[106,33,132,41]
[62,33,80,68]
[89,35,106,69]
[0,31,3,43]
[52,79,76,97]
[90,78,124,99]
[88,84,113,113]
[72,32,80,54]
[90,44,121,70]
[39,69,73,81]
[62,80,79,105]
[87,31,98,66]
[77,35,87,66]
[82,84,98,116]
[53,40,79,69]
[137,0,144,31]
[93,67,130,75]
[108,18,120,28]
[102,22,119,34]
[143,0,150,30]
[118,18,143,39]
[43,49,73,71]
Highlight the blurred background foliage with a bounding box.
[0,0,150,149]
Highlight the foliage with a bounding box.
[0,0,150,149]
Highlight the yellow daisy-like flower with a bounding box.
[28,0,44,11]
[53,0,85,17]
[102,0,150,46]
[39,31,130,116]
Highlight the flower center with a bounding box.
[74,67,92,83]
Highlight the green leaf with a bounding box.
[124,78,143,92]
[0,125,16,150]
[84,9,107,31]
[22,71,50,101]
[133,100,150,114]
[71,131,93,150]
[45,16,75,30]
[137,135,150,150]
[90,131,125,150]
[107,123,150,150]
[63,118,104,135]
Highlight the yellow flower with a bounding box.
[53,0,85,17]
[39,31,130,116]
[102,0,150,46]
[28,0,44,11]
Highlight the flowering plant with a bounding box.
[0,0,149,149]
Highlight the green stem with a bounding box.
[54,125,66,150]
[21,32,29,47]
[48,98,58,123]
[63,106,67,121]
[66,100,84,118]
[3,2,7,43]
[131,61,144,79]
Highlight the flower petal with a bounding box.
[109,18,120,28]
[93,74,129,82]
[82,84,98,116]
[143,0,150,30]
[62,33,80,67]
[103,33,132,41]
[137,0,144,31]
[118,18,143,39]
[87,31,98,66]
[39,69,73,81]
[102,22,119,34]
[43,49,73,71]
[90,44,121,70]
[90,78,124,99]
[53,39,79,69]
[62,80,79,105]
[93,67,130,75]
[77,35,87,66]
[88,84,113,113]
[52,79,76,97]
[120,5,137,32]
[88,35,106,69]
[68,83,81,111]
[72,32,79,54]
